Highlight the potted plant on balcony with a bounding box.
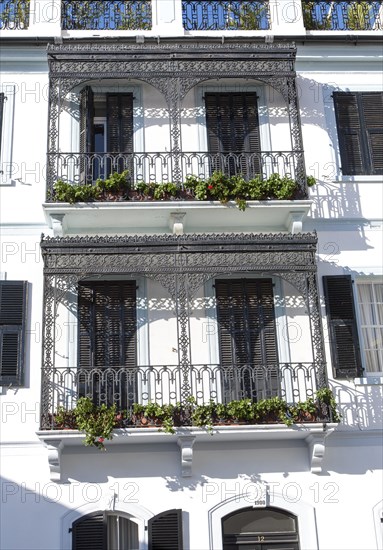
[254,397,290,424]
[290,397,318,423]
[53,406,77,430]
[132,402,176,433]
[73,397,117,450]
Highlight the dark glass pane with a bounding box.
[223,508,296,535]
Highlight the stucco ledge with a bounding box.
[37,423,337,482]
[42,200,312,236]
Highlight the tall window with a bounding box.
[333,91,383,175]
[79,87,134,181]
[215,278,279,400]
[78,281,137,408]
[0,281,28,386]
[0,84,15,184]
[72,510,183,550]
[205,92,261,178]
[323,275,363,379]
[222,506,299,549]
[356,281,383,373]
[0,92,4,159]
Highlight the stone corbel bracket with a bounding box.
[169,212,186,235]
[46,439,65,482]
[287,210,306,234]
[50,213,66,237]
[305,431,329,474]
[177,435,195,477]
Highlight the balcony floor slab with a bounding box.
[43,200,312,236]
[37,422,337,482]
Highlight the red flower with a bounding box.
[98,437,105,442]
[208,185,214,190]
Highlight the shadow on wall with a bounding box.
[0,474,70,550]
[298,78,370,235]
[331,379,383,431]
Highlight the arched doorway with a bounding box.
[222,507,299,550]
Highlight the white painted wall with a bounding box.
[0,9,382,550]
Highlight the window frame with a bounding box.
[204,274,295,402]
[333,90,383,176]
[0,83,15,185]
[196,83,271,157]
[354,277,383,377]
[0,280,28,387]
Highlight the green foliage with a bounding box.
[153,182,179,200]
[52,180,99,204]
[52,171,316,208]
[96,170,131,194]
[185,172,300,210]
[54,406,77,429]
[302,2,332,30]
[315,387,341,422]
[116,2,152,31]
[52,387,339,448]
[1,0,30,28]
[133,402,176,434]
[73,397,117,450]
[228,2,269,30]
[52,171,130,204]
[347,1,371,30]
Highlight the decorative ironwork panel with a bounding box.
[182,1,270,30]
[40,232,330,426]
[61,0,152,30]
[41,362,329,429]
[0,0,29,29]
[46,150,304,196]
[41,233,318,277]
[46,41,306,190]
[302,0,382,31]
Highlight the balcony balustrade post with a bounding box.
[269,0,305,35]
[29,0,61,36]
[153,0,184,34]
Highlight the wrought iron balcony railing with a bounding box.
[182,0,270,30]
[47,150,305,199]
[302,0,382,30]
[41,362,331,429]
[0,0,29,29]
[61,0,152,30]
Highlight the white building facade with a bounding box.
[0,1,382,549]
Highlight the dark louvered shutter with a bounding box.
[0,281,27,386]
[361,92,383,174]
[78,284,94,369]
[0,92,4,157]
[106,93,134,175]
[78,281,137,369]
[334,92,383,175]
[72,512,106,550]
[323,275,363,378]
[216,279,278,400]
[148,509,183,550]
[106,94,133,153]
[205,93,261,178]
[216,279,278,366]
[79,86,94,182]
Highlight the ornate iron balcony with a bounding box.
[41,362,331,429]
[46,150,306,199]
[182,0,270,30]
[0,0,29,29]
[302,0,382,30]
[61,0,152,30]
